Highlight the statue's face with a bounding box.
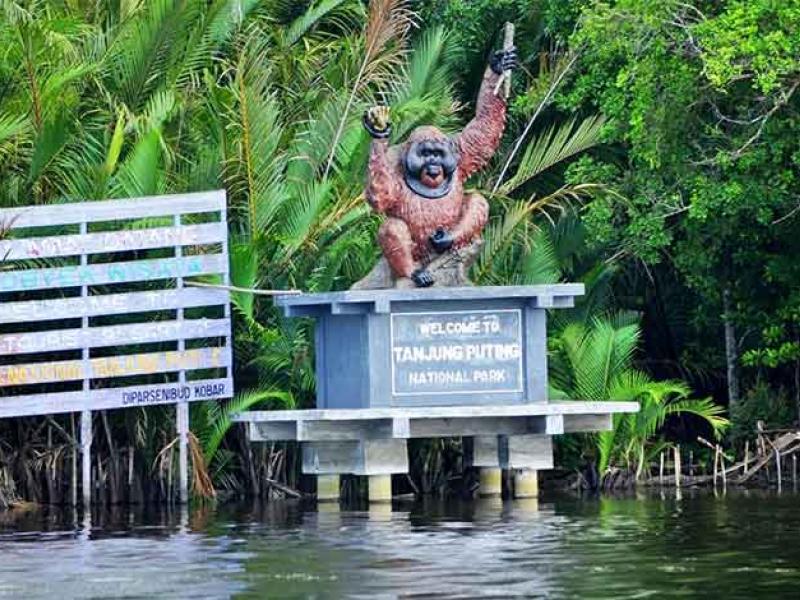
[403,138,458,199]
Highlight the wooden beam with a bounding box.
[0,222,225,261]
[0,254,227,293]
[0,190,226,228]
[0,287,228,325]
[0,347,231,387]
[0,318,230,356]
[0,377,232,418]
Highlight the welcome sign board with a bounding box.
[0,191,233,419]
[390,309,524,396]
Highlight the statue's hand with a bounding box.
[429,228,454,253]
[363,105,392,139]
[490,47,518,75]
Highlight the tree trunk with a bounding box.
[722,287,740,408]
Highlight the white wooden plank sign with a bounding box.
[0,191,234,419]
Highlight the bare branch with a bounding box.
[773,203,800,225]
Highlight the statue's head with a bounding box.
[403,126,459,199]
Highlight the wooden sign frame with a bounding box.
[0,190,233,505]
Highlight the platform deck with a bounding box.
[234,401,638,442]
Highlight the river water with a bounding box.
[1,490,798,598]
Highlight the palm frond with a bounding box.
[322,0,415,179]
[285,0,353,46]
[200,389,295,466]
[226,42,287,239]
[112,127,163,197]
[0,113,30,145]
[499,115,607,196]
[517,226,561,285]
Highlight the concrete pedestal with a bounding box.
[513,469,539,498]
[316,474,340,503]
[275,285,585,409]
[368,474,393,503]
[479,467,503,497]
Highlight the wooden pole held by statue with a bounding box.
[494,23,515,98]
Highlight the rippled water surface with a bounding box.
[1,490,799,598]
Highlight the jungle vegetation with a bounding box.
[0,0,797,504]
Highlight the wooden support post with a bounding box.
[479,467,503,497]
[71,414,78,507]
[317,474,341,503]
[793,454,797,490]
[688,451,694,477]
[174,212,190,506]
[80,410,92,508]
[79,220,91,510]
[513,469,538,498]
[659,451,664,484]
[775,448,782,493]
[177,401,189,504]
[673,445,681,488]
[719,446,727,489]
[368,474,392,503]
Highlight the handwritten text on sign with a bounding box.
[391,309,523,395]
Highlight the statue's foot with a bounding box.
[411,268,434,288]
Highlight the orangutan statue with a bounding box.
[352,45,517,290]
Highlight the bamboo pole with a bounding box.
[674,445,681,488]
[719,445,727,490]
[775,448,782,492]
[659,451,664,484]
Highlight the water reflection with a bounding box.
[1,490,799,598]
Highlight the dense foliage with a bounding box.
[2,0,797,502]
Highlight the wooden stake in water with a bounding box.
[775,447,782,493]
[713,446,719,486]
[719,445,727,490]
[744,440,750,473]
[659,451,664,484]
[793,454,797,491]
[674,445,681,488]
[493,23,515,98]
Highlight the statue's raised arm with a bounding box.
[456,48,517,179]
